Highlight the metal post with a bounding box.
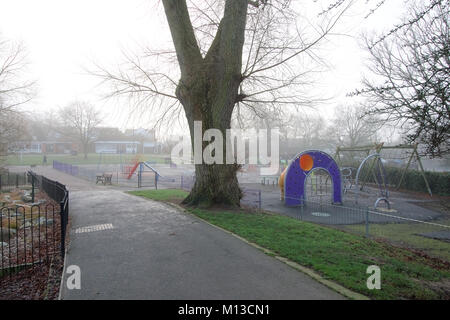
[31,174,35,203]
[365,207,369,238]
[181,175,184,189]
[396,146,414,191]
[138,163,142,188]
[60,201,66,258]
[155,173,158,190]
[258,190,261,210]
[414,149,433,196]
[299,195,304,220]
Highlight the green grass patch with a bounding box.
[5,153,169,166]
[129,189,188,202]
[133,189,450,300]
[344,221,450,262]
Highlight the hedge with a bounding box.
[340,161,449,196]
[384,167,450,196]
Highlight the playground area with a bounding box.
[14,146,448,261]
[241,148,449,261]
[240,179,450,259]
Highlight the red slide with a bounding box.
[127,162,140,179]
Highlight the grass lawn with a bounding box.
[130,189,450,300]
[344,221,450,262]
[129,189,190,202]
[4,153,169,166]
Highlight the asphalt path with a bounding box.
[33,167,343,299]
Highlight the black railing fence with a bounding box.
[0,172,29,190]
[0,171,69,276]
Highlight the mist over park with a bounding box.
[0,0,449,304]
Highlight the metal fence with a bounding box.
[242,188,262,209]
[53,160,98,183]
[0,172,29,191]
[180,175,195,191]
[53,160,157,188]
[53,160,187,190]
[266,195,450,261]
[0,171,69,276]
[50,159,449,261]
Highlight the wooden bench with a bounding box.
[96,173,113,185]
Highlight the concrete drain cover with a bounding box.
[75,223,114,234]
[311,212,331,217]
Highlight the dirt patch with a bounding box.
[0,255,63,300]
[373,237,450,271]
[1,187,69,300]
[166,198,185,206]
[1,189,62,269]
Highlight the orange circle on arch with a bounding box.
[299,154,314,171]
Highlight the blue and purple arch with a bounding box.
[284,150,342,206]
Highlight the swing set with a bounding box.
[334,142,432,196]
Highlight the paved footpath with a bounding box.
[34,167,344,300]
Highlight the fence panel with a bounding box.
[0,171,69,277]
[266,194,450,261]
[0,172,28,190]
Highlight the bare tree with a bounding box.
[353,1,449,157]
[322,0,445,38]
[0,37,34,115]
[59,101,102,159]
[0,36,34,165]
[328,104,382,148]
[91,0,351,207]
[0,112,28,166]
[288,114,326,142]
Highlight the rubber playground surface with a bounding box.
[240,182,443,225]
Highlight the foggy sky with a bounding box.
[0,0,406,136]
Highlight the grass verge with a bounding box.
[129,189,190,202]
[130,189,450,300]
[344,221,450,261]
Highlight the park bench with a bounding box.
[96,173,113,185]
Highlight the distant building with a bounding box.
[8,140,80,154]
[92,127,160,154]
[7,126,162,155]
[124,128,155,141]
[142,142,161,153]
[94,141,140,154]
[7,124,81,154]
[123,128,161,154]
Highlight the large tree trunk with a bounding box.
[178,69,242,207]
[162,0,248,207]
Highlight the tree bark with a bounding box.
[162,0,248,207]
[177,60,243,207]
